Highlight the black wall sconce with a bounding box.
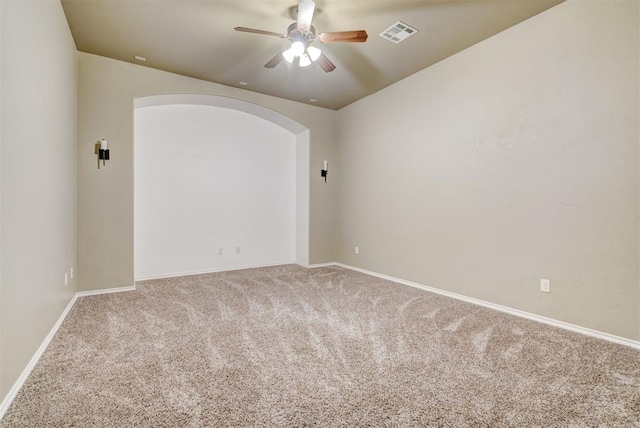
[321,160,328,182]
[95,139,110,169]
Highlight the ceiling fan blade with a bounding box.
[318,30,368,43]
[315,53,336,73]
[234,27,286,38]
[264,52,285,69]
[296,0,315,32]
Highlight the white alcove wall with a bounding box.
[134,95,309,280]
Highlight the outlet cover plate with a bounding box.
[540,278,551,293]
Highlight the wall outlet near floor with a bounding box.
[64,272,68,286]
[355,246,360,255]
[540,278,551,293]
[218,248,224,256]
[235,246,241,254]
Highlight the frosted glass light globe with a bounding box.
[290,41,305,56]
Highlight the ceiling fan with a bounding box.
[234,0,368,72]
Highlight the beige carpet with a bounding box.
[1,265,639,426]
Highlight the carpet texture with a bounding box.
[2,265,639,427]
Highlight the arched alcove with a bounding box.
[134,94,309,279]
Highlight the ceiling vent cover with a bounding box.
[379,21,418,44]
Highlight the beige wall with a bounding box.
[77,53,338,291]
[0,0,78,399]
[337,0,639,340]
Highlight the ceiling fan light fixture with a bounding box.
[299,53,312,67]
[282,46,297,63]
[235,0,366,73]
[307,45,321,61]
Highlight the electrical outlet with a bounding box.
[218,248,224,256]
[65,272,68,286]
[236,247,241,254]
[70,267,74,279]
[540,278,551,293]
[355,246,360,255]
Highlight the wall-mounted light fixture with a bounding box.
[321,160,328,182]
[95,139,110,169]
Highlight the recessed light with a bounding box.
[309,99,317,103]
[134,55,146,62]
[239,81,248,86]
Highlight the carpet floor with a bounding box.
[1,265,639,427]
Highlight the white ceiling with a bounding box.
[61,0,564,110]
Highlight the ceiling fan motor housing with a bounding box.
[287,22,317,46]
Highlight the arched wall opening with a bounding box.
[133,94,309,280]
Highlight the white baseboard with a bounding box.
[333,263,640,350]
[0,284,137,421]
[0,293,79,420]
[76,285,136,297]
[296,262,336,269]
[134,262,298,282]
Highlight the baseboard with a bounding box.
[296,262,336,269]
[0,292,79,420]
[134,262,298,282]
[76,285,136,297]
[0,285,137,421]
[333,263,640,350]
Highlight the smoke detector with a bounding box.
[379,21,418,44]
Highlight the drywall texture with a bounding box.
[78,53,338,291]
[338,0,639,340]
[0,0,77,400]
[135,105,297,278]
